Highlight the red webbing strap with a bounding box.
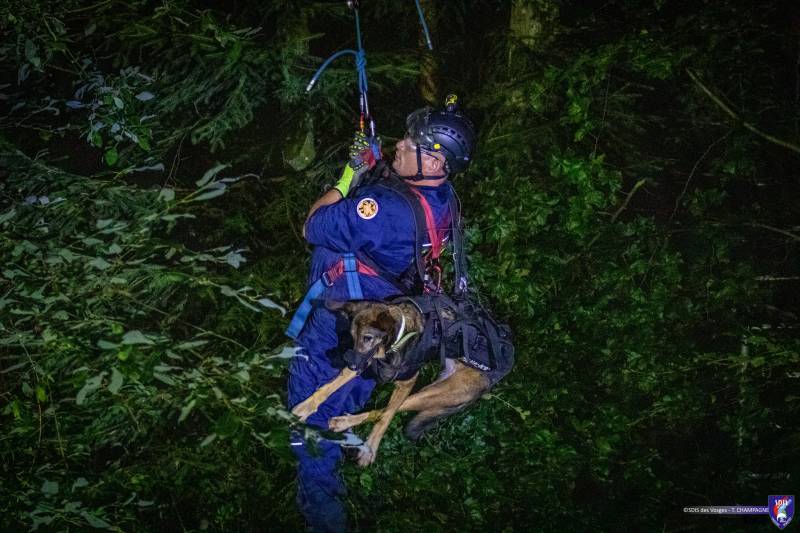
[359,262,378,276]
[324,257,379,284]
[408,188,444,259]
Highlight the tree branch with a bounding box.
[669,133,730,223]
[577,179,647,255]
[746,222,800,243]
[612,178,646,223]
[686,68,800,155]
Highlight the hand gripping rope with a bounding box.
[305,1,433,161]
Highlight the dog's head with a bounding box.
[327,300,404,359]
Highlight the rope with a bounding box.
[305,1,434,140]
[354,7,363,50]
[305,48,367,94]
[415,0,433,50]
[306,1,433,94]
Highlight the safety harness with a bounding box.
[284,168,454,340]
[378,176,464,294]
[352,173,513,383]
[285,164,514,385]
[284,254,378,339]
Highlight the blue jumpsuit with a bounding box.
[287,179,453,532]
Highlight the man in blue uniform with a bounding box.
[286,97,475,532]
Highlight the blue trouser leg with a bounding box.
[290,433,347,533]
[288,345,376,532]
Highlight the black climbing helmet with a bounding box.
[405,94,476,174]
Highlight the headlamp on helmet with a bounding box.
[404,94,475,174]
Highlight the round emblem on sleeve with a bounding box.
[356,197,379,220]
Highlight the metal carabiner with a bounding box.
[423,259,443,294]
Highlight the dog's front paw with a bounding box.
[329,412,370,432]
[357,444,376,467]
[329,415,353,432]
[291,399,317,422]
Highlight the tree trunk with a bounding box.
[278,6,315,171]
[509,0,558,60]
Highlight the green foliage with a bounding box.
[2,0,799,531]
[459,1,799,529]
[0,143,297,530]
[66,66,156,163]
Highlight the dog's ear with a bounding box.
[325,300,347,311]
[327,300,371,318]
[374,310,399,341]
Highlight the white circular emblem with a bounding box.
[356,197,379,220]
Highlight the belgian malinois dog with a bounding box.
[291,299,510,467]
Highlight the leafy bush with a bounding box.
[0,144,299,531]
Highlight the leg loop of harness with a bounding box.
[342,253,363,300]
[285,253,368,340]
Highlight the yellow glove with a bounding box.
[333,132,375,197]
[334,164,359,197]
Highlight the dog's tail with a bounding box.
[404,403,471,441]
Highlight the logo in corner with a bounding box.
[769,495,794,530]
[356,198,379,220]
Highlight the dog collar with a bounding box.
[394,313,406,345]
[388,313,417,353]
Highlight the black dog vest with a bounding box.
[345,171,515,384]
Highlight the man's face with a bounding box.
[392,137,445,178]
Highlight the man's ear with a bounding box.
[423,153,445,175]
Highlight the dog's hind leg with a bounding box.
[329,364,490,434]
[399,364,490,440]
[404,404,468,441]
[395,364,489,413]
[328,364,476,432]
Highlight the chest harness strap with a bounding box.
[285,178,464,340]
[369,175,465,294]
[408,187,449,293]
[284,252,378,340]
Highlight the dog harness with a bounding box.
[360,293,515,385]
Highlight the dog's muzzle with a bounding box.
[342,346,406,383]
[342,346,378,375]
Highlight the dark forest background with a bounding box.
[1,0,798,531]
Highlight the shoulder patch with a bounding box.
[356,197,379,220]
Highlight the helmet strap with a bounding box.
[414,144,426,180]
[408,144,448,181]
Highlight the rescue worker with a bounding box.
[286,96,475,532]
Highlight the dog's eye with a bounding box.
[362,334,374,343]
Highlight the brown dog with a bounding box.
[290,300,499,467]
